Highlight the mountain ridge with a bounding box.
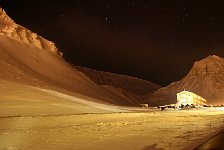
[145,55,224,106]
[0,7,161,107]
[75,66,161,96]
[0,8,62,57]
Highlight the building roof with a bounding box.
[176,90,206,102]
[176,90,195,95]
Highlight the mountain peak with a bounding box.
[187,55,224,77]
[207,54,222,60]
[0,7,14,27]
[0,7,63,57]
[145,54,224,106]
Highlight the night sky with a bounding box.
[1,0,224,86]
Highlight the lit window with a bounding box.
[181,94,186,97]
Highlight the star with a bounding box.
[58,14,65,17]
[171,42,176,46]
[105,17,113,24]
[160,7,164,12]
[33,12,37,16]
[131,2,135,6]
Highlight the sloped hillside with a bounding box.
[145,55,224,106]
[76,66,161,96]
[0,7,147,107]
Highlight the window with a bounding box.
[181,94,186,97]
[180,98,186,102]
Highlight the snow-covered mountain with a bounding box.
[0,7,160,109]
[145,55,224,106]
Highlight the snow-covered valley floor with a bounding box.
[0,109,224,150]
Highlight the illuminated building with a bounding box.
[176,90,207,106]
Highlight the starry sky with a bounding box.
[1,0,224,86]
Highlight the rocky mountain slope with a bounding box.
[0,7,160,107]
[0,8,62,57]
[75,66,160,96]
[145,55,224,106]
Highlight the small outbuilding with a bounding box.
[140,104,149,108]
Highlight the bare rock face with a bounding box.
[0,8,62,57]
[76,66,161,96]
[187,55,224,77]
[145,55,224,106]
[0,8,14,26]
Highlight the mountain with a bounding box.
[75,66,160,96]
[0,7,132,107]
[0,7,160,115]
[145,55,224,106]
[0,8,62,57]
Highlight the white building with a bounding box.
[176,90,207,106]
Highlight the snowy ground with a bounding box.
[1,8,224,150]
[0,109,224,150]
[0,80,155,116]
[1,80,224,150]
